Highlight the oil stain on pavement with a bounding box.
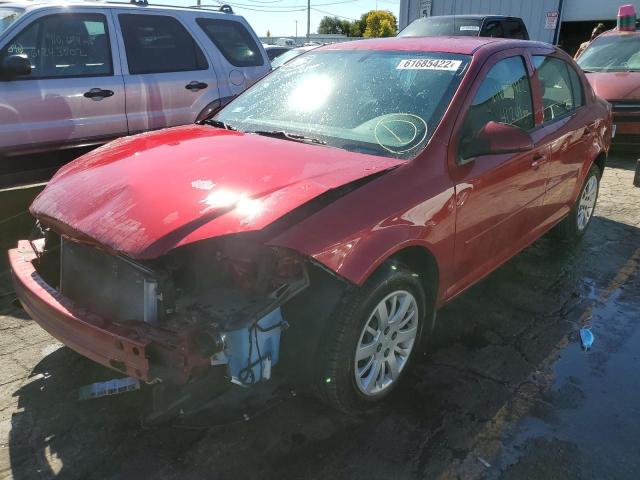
[0,154,639,480]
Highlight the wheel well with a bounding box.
[387,246,439,308]
[594,152,606,175]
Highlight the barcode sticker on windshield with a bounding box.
[397,59,462,71]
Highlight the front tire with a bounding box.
[315,264,427,414]
[554,164,601,243]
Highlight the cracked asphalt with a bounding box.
[0,152,639,480]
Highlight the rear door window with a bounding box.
[119,14,208,74]
[533,56,580,122]
[1,13,112,78]
[196,18,263,67]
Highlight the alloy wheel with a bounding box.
[577,174,598,231]
[354,290,419,396]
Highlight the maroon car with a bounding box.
[10,36,611,413]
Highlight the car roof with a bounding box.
[416,14,523,21]
[320,36,548,55]
[0,0,239,16]
[598,28,640,38]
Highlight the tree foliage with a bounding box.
[363,10,397,37]
[317,10,397,38]
[318,16,352,35]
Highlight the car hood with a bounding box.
[585,71,640,101]
[31,125,403,259]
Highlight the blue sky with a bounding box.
[157,0,400,37]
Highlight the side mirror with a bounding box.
[1,55,31,79]
[460,121,533,162]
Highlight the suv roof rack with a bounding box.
[10,0,235,14]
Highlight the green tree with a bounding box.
[363,10,398,37]
[266,30,271,37]
[318,16,346,34]
[349,22,362,37]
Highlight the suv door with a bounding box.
[115,12,220,133]
[0,10,126,156]
[446,52,551,297]
[532,55,594,217]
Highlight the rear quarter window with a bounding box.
[196,18,264,67]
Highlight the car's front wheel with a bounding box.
[315,264,427,414]
[554,163,601,242]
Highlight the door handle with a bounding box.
[84,88,114,99]
[185,81,208,91]
[530,155,548,169]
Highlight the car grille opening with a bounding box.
[60,238,160,325]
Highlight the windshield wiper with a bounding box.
[250,130,327,145]
[202,119,237,130]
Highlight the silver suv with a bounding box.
[0,1,269,161]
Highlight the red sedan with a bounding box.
[577,28,640,148]
[9,36,612,413]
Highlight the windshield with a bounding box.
[216,50,469,159]
[271,48,310,68]
[399,17,482,37]
[0,7,23,35]
[578,34,640,72]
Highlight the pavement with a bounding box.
[0,152,639,480]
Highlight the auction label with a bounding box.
[397,58,462,70]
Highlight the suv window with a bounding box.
[533,56,580,122]
[502,20,527,39]
[482,21,504,38]
[1,13,112,79]
[119,14,207,74]
[462,56,534,144]
[197,18,263,67]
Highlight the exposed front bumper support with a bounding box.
[9,240,209,383]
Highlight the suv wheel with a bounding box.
[554,164,601,242]
[315,264,427,414]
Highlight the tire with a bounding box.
[554,163,601,243]
[314,263,429,414]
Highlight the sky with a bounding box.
[156,0,400,37]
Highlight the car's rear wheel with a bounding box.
[315,264,427,414]
[554,164,601,242]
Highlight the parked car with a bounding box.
[270,45,318,68]
[275,37,296,47]
[264,45,291,61]
[10,36,611,414]
[399,14,529,40]
[0,1,269,162]
[577,28,640,148]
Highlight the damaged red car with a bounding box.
[9,36,612,413]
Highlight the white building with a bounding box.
[399,0,640,54]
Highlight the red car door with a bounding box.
[531,54,597,220]
[444,50,550,299]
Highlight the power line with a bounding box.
[310,7,356,20]
[221,0,359,8]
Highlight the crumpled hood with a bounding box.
[586,71,640,101]
[31,125,402,259]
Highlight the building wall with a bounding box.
[399,0,639,42]
[562,0,640,21]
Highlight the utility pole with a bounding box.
[306,0,310,43]
[295,20,298,39]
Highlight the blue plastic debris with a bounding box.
[579,328,594,351]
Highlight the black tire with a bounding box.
[314,263,429,414]
[554,163,601,243]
